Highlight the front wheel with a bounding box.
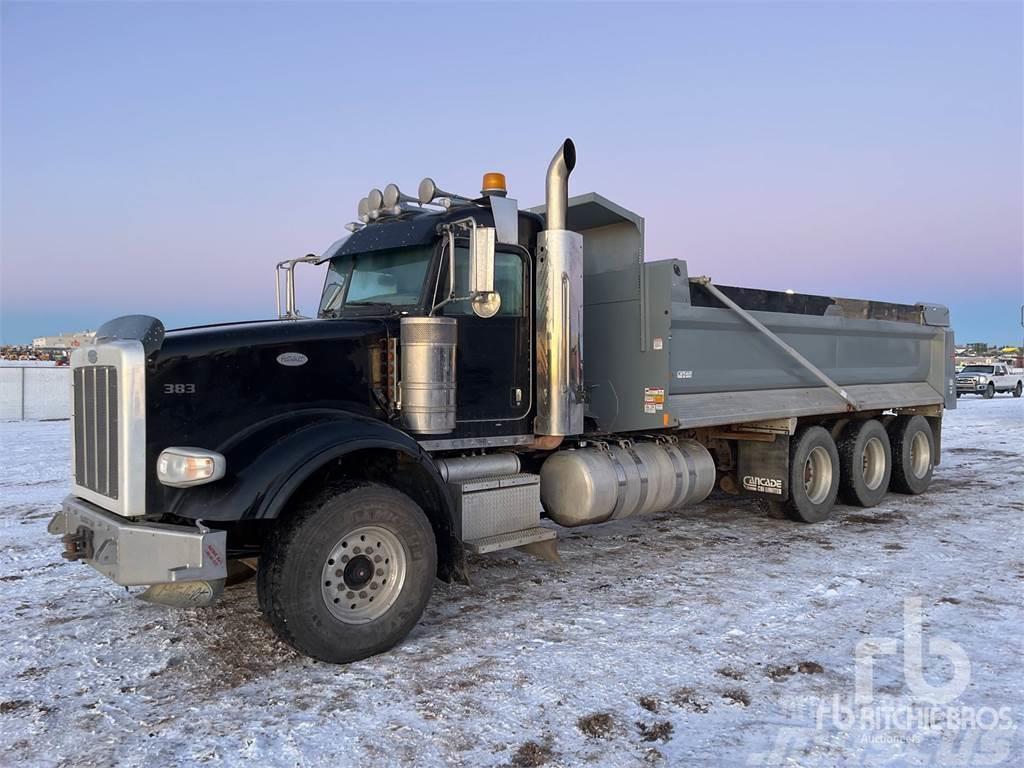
[1014,381,1022,398]
[983,383,996,399]
[258,482,437,663]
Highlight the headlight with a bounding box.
[978,376,988,382]
[157,448,226,488]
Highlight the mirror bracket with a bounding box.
[430,220,500,319]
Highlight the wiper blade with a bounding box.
[324,301,400,317]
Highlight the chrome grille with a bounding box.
[74,365,120,498]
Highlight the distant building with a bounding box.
[963,342,991,356]
[31,330,95,350]
[1000,347,1023,368]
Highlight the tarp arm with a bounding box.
[690,276,863,411]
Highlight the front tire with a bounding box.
[888,416,934,495]
[983,383,996,399]
[1014,381,1022,398]
[837,419,891,508]
[258,482,437,663]
[782,426,840,523]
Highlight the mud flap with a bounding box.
[517,538,562,563]
[737,437,790,501]
[139,579,226,608]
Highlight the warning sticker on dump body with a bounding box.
[644,387,665,414]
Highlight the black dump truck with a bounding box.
[49,140,956,663]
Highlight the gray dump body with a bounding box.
[536,194,956,435]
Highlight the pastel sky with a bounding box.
[2,1,1021,345]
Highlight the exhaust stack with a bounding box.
[535,139,584,438]
[544,139,576,230]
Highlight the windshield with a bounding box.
[320,244,434,314]
[960,365,995,374]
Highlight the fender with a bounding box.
[165,409,452,525]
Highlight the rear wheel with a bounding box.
[983,383,996,399]
[782,426,840,523]
[258,481,437,663]
[888,416,934,495]
[837,419,891,508]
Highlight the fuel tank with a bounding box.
[400,317,457,434]
[539,439,716,527]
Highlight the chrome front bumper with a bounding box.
[48,495,227,587]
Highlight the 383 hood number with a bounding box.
[164,383,196,394]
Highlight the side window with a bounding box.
[443,247,525,317]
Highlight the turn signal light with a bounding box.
[157,448,226,488]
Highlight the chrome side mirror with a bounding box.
[469,227,500,318]
[275,254,320,319]
[469,226,495,294]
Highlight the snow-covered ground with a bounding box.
[1,398,1021,767]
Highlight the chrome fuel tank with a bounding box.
[400,317,457,434]
[539,439,716,527]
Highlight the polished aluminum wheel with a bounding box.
[861,436,887,491]
[803,445,833,504]
[321,525,407,624]
[909,431,931,479]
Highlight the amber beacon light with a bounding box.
[481,172,507,196]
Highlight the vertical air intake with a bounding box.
[535,139,584,437]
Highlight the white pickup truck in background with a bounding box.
[956,363,1023,399]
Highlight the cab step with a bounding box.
[464,526,558,558]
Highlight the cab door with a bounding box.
[439,246,532,428]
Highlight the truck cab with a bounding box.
[314,203,542,442]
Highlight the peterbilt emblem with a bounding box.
[87,349,98,364]
[276,352,308,367]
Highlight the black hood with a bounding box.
[144,315,394,515]
[157,317,388,362]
